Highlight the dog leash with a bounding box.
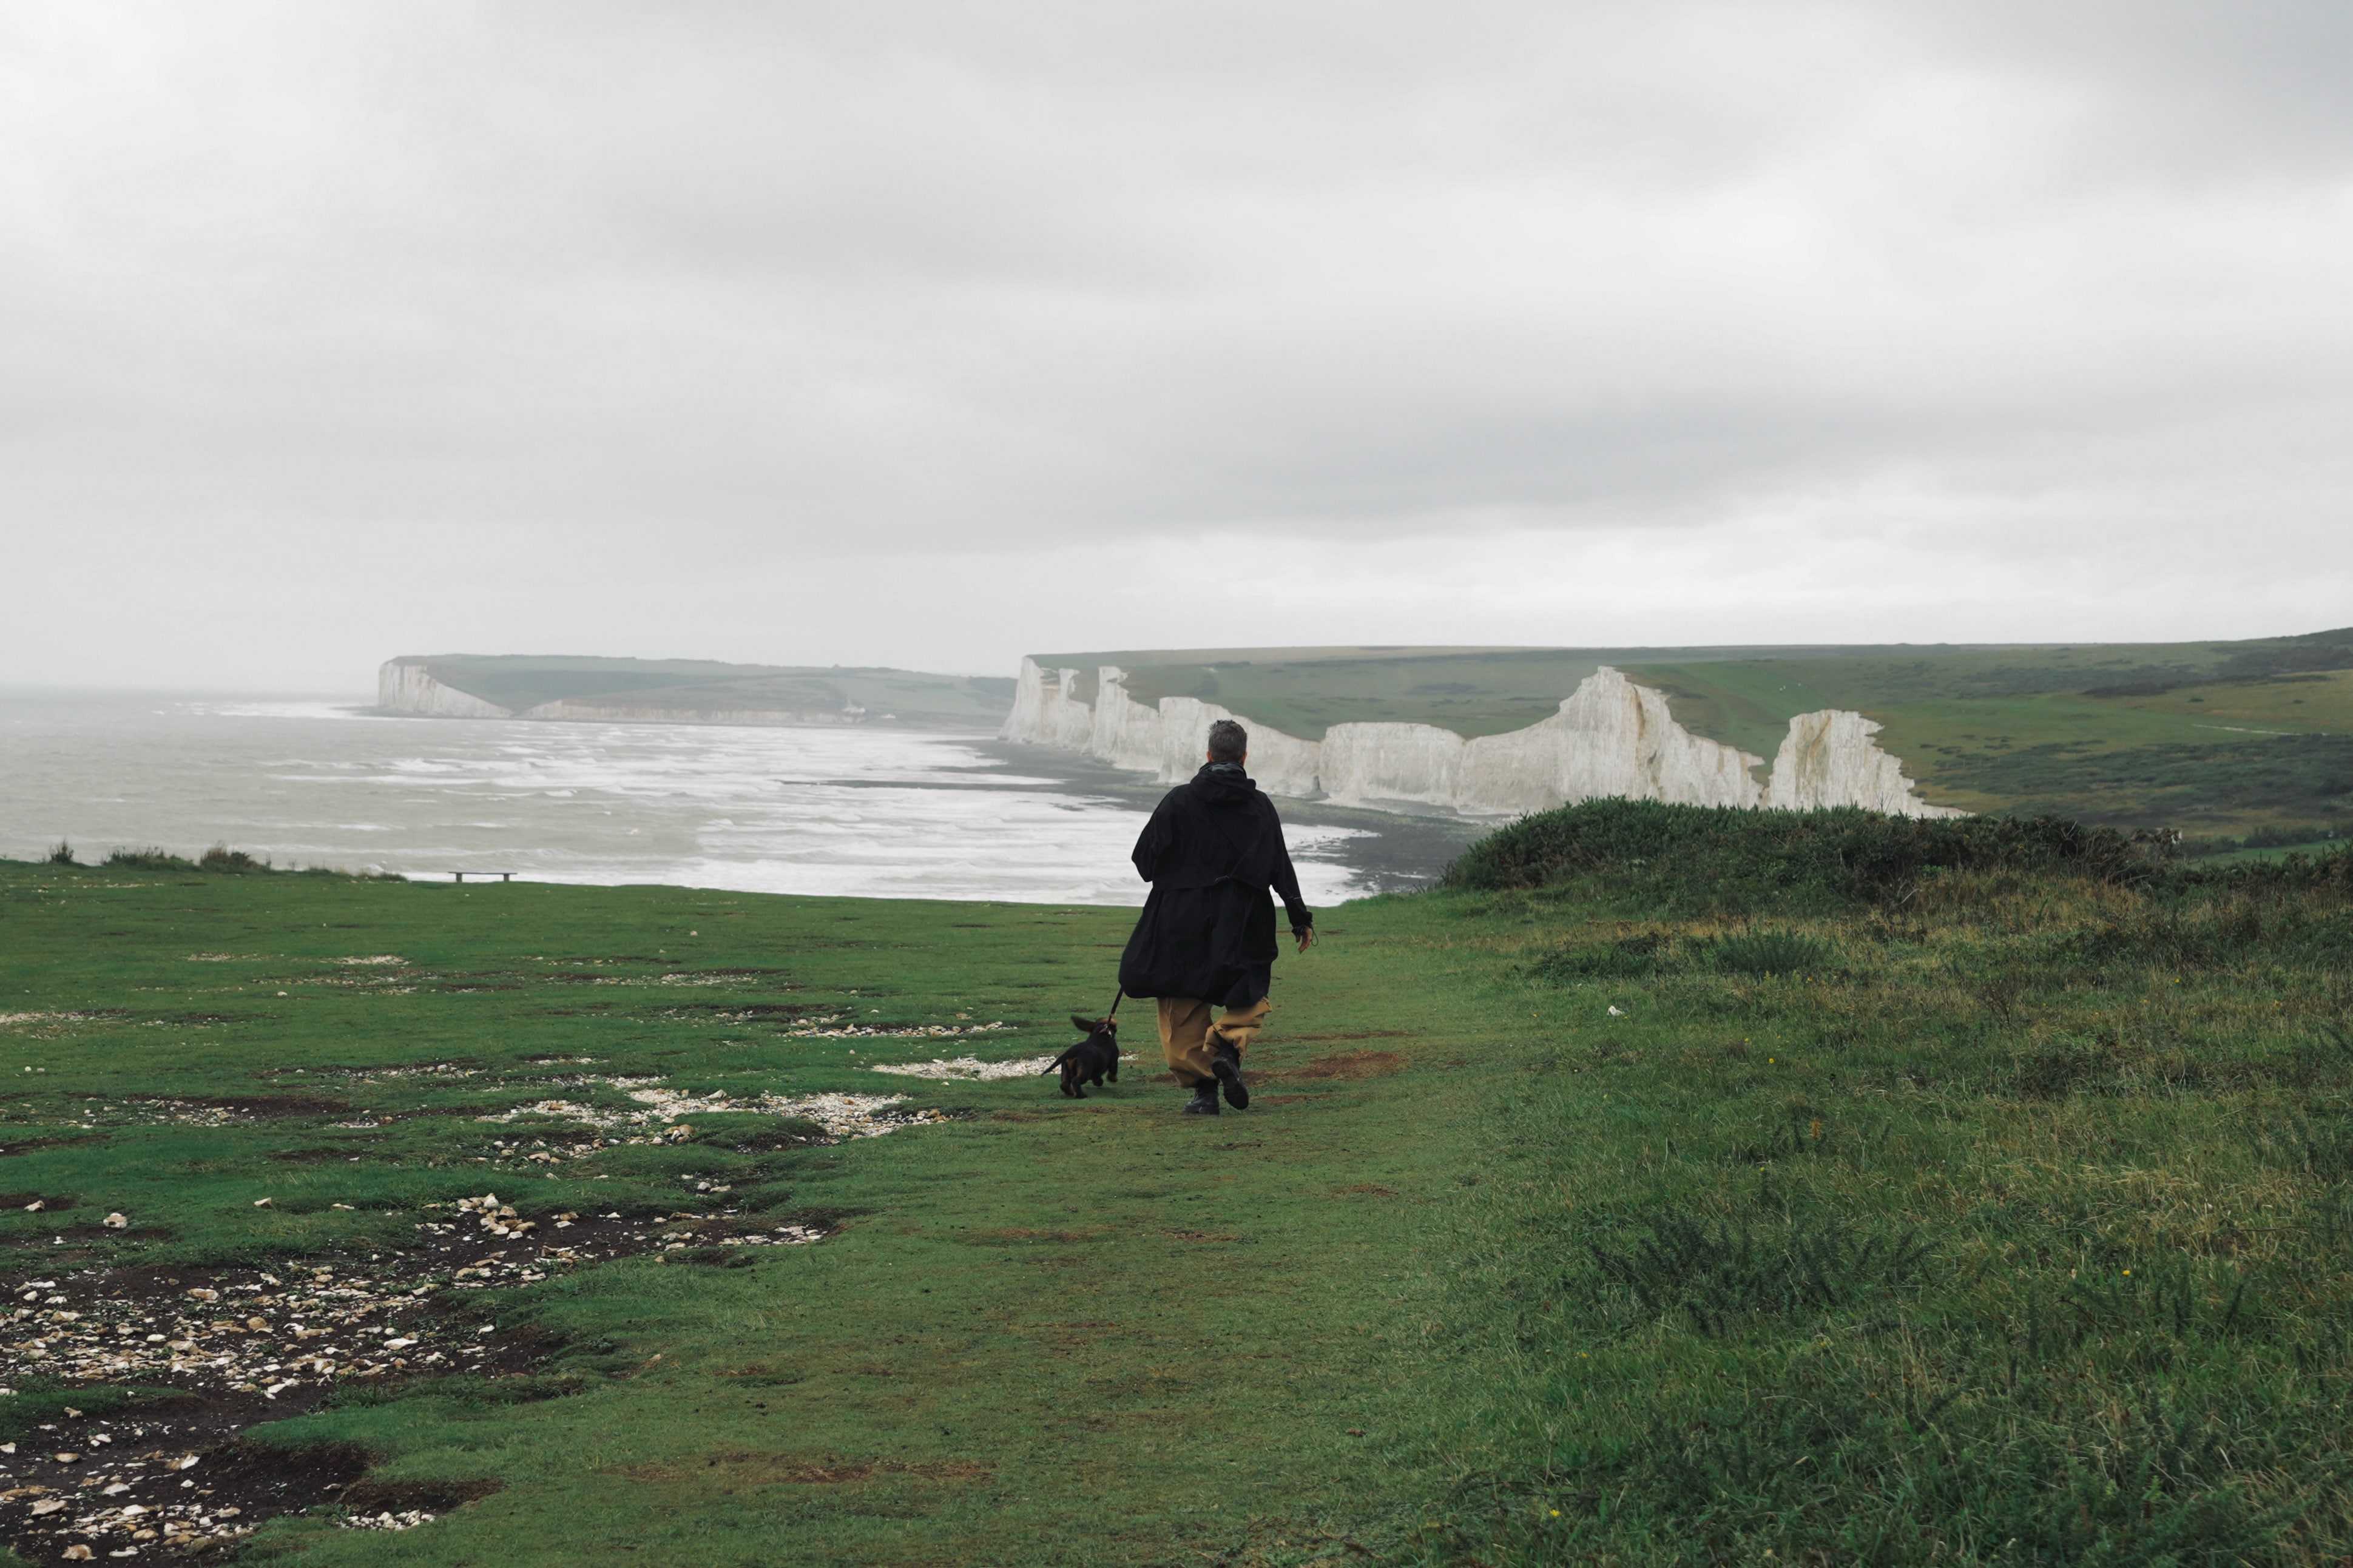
[1104,988,1124,1022]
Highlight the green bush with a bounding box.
[2192,840,2353,898]
[105,847,197,871]
[2183,820,2352,858]
[46,841,75,866]
[198,844,271,874]
[1443,798,2164,910]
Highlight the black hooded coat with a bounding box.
[1118,762,1313,1008]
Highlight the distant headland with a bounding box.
[377,654,1016,730]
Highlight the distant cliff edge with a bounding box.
[379,660,519,719]
[1001,658,1961,818]
[377,656,1014,729]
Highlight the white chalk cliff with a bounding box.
[1001,658,1961,819]
[378,659,513,719]
[376,660,857,725]
[1763,710,1946,814]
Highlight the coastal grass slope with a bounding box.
[1414,806,2353,1564]
[5,813,2353,1561]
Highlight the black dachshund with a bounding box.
[1043,1014,1121,1098]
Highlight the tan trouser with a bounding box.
[1158,994,1272,1087]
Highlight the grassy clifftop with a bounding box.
[1031,643,1953,741]
[1031,630,2353,842]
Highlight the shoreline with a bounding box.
[964,735,1481,897]
[1,696,1473,906]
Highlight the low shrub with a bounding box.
[2191,840,2353,898]
[198,845,271,875]
[46,841,75,866]
[1443,798,2353,912]
[2184,821,2351,858]
[2062,898,2353,971]
[106,847,197,872]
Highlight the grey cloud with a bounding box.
[2,2,2350,686]
[1918,2,2353,177]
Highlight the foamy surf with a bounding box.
[0,695,1385,906]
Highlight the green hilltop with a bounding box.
[1030,628,2353,846]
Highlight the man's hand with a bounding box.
[1294,926,1317,954]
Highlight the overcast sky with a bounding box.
[5,2,2350,689]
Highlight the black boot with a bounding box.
[1181,1081,1220,1115]
[1212,1045,1249,1110]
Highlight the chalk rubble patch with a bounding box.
[0,1203,836,1556]
[871,1055,1058,1081]
[782,1017,1013,1040]
[476,1080,934,1140]
[872,1054,1140,1081]
[343,1509,436,1530]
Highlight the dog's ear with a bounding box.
[1070,1014,1099,1033]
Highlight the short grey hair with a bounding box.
[1206,719,1247,762]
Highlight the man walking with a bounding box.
[1118,719,1315,1115]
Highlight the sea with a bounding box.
[0,693,1464,907]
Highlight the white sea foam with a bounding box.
[180,700,393,722]
[0,694,1385,906]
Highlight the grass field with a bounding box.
[1621,656,2353,838]
[4,815,2352,1563]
